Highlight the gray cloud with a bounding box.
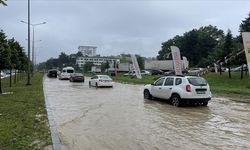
[1,0,250,62]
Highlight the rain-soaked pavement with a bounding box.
[44,77,250,150]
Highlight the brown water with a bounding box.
[44,77,250,150]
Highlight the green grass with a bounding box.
[203,72,250,96]
[0,73,52,150]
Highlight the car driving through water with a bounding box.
[143,75,212,107]
[89,75,114,88]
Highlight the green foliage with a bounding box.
[101,61,109,72]
[58,52,69,68]
[0,0,7,6]
[38,51,81,71]
[8,38,19,69]
[157,25,224,67]
[240,13,250,32]
[136,55,145,70]
[45,58,58,70]
[0,30,27,93]
[83,62,94,72]
[0,30,10,70]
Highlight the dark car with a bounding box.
[69,73,85,82]
[47,69,58,78]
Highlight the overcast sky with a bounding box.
[0,0,250,63]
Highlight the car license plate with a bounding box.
[197,91,205,94]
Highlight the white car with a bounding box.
[89,75,113,87]
[143,76,212,106]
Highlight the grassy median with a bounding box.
[0,73,52,150]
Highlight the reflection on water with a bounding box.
[44,77,250,150]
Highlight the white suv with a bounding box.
[143,76,212,106]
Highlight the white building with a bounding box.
[76,56,119,67]
[78,46,97,57]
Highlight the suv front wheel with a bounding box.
[171,94,181,107]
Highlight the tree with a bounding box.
[76,51,83,57]
[8,38,19,87]
[0,0,7,6]
[58,52,69,68]
[0,30,10,94]
[240,13,250,32]
[157,25,224,67]
[101,61,110,73]
[222,30,234,78]
[136,55,145,70]
[83,62,94,73]
[45,58,58,70]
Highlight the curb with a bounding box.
[43,75,61,150]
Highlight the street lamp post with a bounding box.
[27,0,31,85]
[21,21,46,76]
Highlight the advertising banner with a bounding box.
[182,56,189,69]
[242,32,250,76]
[171,46,182,75]
[131,54,142,79]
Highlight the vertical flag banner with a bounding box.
[242,32,250,76]
[171,46,182,75]
[182,56,189,69]
[131,54,142,79]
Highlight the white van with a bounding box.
[58,67,75,80]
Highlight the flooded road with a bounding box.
[44,77,250,150]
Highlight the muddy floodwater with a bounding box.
[44,77,250,150]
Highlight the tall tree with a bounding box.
[8,38,19,87]
[0,0,7,6]
[83,62,94,73]
[240,13,250,32]
[136,55,145,70]
[0,30,10,94]
[157,25,224,67]
[223,30,234,78]
[58,52,69,68]
[101,61,110,73]
[45,58,58,70]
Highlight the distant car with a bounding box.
[164,70,188,76]
[188,68,207,76]
[231,64,248,72]
[143,76,212,107]
[89,75,113,87]
[123,71,135,76]
[69,73,85,82]
[124,70,150,76]
[47,69,58,78]
[146,69,164,75]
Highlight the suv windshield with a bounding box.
[67,70,74,73]
[187,77,207,86]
